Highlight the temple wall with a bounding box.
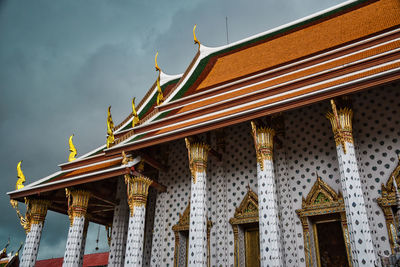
[283,101,342,267]
[150,139,192,267]
[149,83,399,266]
[352,83,400,257]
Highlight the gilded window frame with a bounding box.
[295,176,352,267]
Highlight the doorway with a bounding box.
[313,219,349,267]
[245,226,260,267]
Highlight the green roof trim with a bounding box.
[138,78,180,118]
[119,78,181,132]
[169,0,371,102]
[38,172,66,185]
[126,133,147,144]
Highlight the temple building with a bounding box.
[6,0,400,266]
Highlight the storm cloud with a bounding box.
[0,0,344,259]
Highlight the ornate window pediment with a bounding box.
[297,176,344,217]
[378,154,400,253]
[229,187,259,267]
[230,188,259,226]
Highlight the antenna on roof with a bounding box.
[225,16,229,44]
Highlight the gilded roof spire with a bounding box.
[193,24,200,50]
[16,161,26,190]
[155,52,164,105]
[131,97,139,128]
[106,106,115,148]
[68,134,77,162]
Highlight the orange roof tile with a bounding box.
[194,0,400,92]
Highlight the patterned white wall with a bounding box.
[352,83,400,257]
[150,141,191,267]
[148,82,399,266]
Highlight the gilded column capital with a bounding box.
[326,107,354,149]
[10,198,51,234]
[29,199,51,225]
[124,174,152,216]
[66,189,91,225]
[251,121,275,170]
[185,138,210,183]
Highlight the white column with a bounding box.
[327,107,377,266]
[108,177,129,267]
[78,219,89,266]
[20,199,51,267]
[211,160,228,266]
[63,190,90,267]
[251,122,283,266]
[186,139,210,267]
[124,175,152,267]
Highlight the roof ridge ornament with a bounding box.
[155,52,161,72]
[155,52,164,106]
[193,24,200,50]
[131,97,139,128]
[106,106,115,148]
[68,134,77,162]
[16,161,26,190]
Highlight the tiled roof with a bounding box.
[35,252,109,267]
[106,0,400,154]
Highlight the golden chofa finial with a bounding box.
[106,106,115,148]
[132,97,140,128]
[155,52,161,72]
[68,134,77,162]
[16,161,26,190]
[154,52,164,106]
[193,24,200,49]
[156,76,164,106]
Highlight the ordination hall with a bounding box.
[6,0,400,266]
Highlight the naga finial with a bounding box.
[16,161,26,190]
[106,106,115,148]
[155,52,164,105]
[156,76,164,106]
[132,97,139,128]
[193,24,200,49]
[68,134,77,162]
[155,52,161,72]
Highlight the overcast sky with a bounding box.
[0,0,346,259]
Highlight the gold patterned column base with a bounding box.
[10,198,51,234]
[125,174,152,216]
[185,138,210,183]
[66,189,91,225]
[251,121,275,171]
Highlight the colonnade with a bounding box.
[18,102,377,267]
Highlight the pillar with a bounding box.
[20,199,51,267]
[63,190,90,267]
[108,177,129,267]
[78,219,89,267]
[251,122,283,266]
[211,160,228,266]
[124,174,152,266]
[185,139,210,267]
[327,107,377,266]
